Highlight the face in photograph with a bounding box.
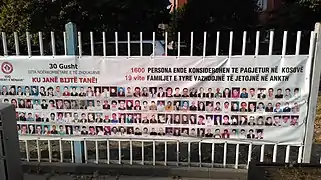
[17,86,23,95]
[142,127,149,134]
[166,87,173,97]
[11,99,17,108]
[118,100,126,110]
[222,115,230,125]
[126,87,132,97]
[190,114,196,124]
[257,88,266,99]
[63,100,71,109]
[118,87,125,96]
[294,88,300,97]
[94,86,101,96]
[55,86,61,95]
[24,86,31,96]
[165,127,173,135]
[9,85,16,95]
[70,86,78,96]
[141,87,149,97]
[197,115,205,125]
[62,86,70,96]
[36,125,42,135]
[110,86,117,97]
[31,86,39,96]
[231,102,239,112]
[133,87,141,97]
[231,87,240,98]
[248,102,256,112]
[223,88,230,98]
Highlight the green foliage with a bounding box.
[169,0,259,55]
[0,0,171,54]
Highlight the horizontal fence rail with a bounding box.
[19,135,315,169]
[0,30,315,57]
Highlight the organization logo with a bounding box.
[1,62,13,74]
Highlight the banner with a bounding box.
[0,56,310,145]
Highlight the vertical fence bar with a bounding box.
[298,145,303,163]
[78,32,82,57]
[176,141,179,166]
[165,32,168,56]
[242,31,247,56]
[272,144,278,163]
[118,141,121,164]
[303,25,321,163]
[95,141,99,164]
[141,141,144,165]
[235,144,239,169]
[268,31,274,55]
[25,140,30,162]
[177,32,181,58]
[51,31,56,56]
[188,142,191,165]
[228,31,233,57]
[285,145,290,163]
[14,32,20,55]
[39,32,44,56]
[129,140,133,165]
[48,140,52,163]
[164,141,167,166]
[84,140,88,163]
[281,31,288,57]
[203,32,207,58]
[211,142,215,167]
[247,143,252,169]
[103,32,106,57]
[153,140,156,166]
[140,32,143,56]
[36,139,41,162]
[26,32,32,57]
[260,144,265,162]
[190,32,194,56]
[295,31,301,55]
[90,32,94,56]
[59,139,63,162]
[198,142,201,167]
[63,32,67,55]
[216,31,220,56]
[223,142,227,168]
[152,32,155,57]
[127,32,130,57]
[255,31,260,56]
[1,32,8,56]
[115,32,118,56]
[107,140,110,164]
[65,22,83,163]
[71,141,74,163]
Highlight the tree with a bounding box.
[0,0,35,54]
[169,0,259,55]
[0,0,171,54]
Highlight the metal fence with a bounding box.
[2,22,321,170]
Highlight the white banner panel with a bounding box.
[0,56,310,145]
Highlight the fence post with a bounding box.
[65,22,83,163]
[302,22,321,163]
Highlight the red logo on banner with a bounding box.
[1,62,13,74]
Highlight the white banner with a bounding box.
[0,56,310,145]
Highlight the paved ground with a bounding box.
[24,174,236,180]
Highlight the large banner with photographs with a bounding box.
[0,55,310,145]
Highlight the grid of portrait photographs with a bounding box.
[1,85,302,140]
